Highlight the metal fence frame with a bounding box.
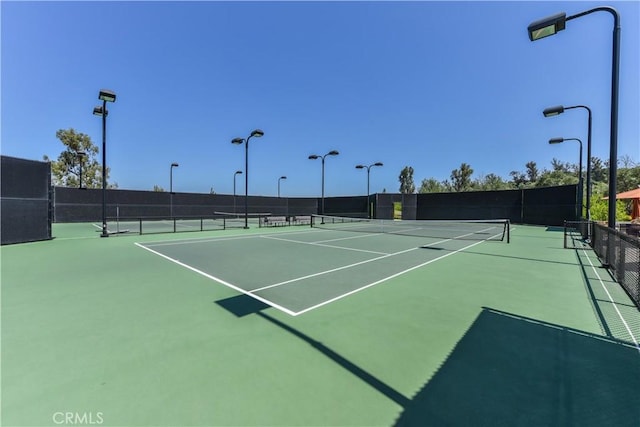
[564,220,639,309]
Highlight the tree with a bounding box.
[535,169,577,187]
[590,197,630,222]
[619,155,637,169]
[617,165,640,193]
[509,170,528,188]
[153,185,165,192]
[399,166,415,194]
[44,128,116,189]
[450,163,474,192]
[476,173,510,191]
[550,158,571,173]
[590,157,607,183]
[419,178,446,193]
[525,161,539,183]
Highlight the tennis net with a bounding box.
[310,215,510,242]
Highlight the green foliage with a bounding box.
[398,166,415,194]
[450,163,474,192]
[525,161,539,183]
[475,173,511,191]
[419,178,446,193]
[617,166,640,193]
[535,169,578,188]
[412,156,640,219]
[45,128,117,189]
[153,185,165,192]
[590,197,631,222]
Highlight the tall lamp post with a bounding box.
[93,89,116,238]
[278,176,287,198]
[308,150,339,215]
[170,162,179,217]
[233,170,243,214]
[543,105,592,220]
[355,162,383,218]
[528,6,620,229]
[76,151,86,189]
[231,129,264,229]
[549,138,583,220]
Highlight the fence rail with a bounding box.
[564,220,639,309]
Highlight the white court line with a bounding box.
[313,233,383,244]
[251,238,454,293]
[134,242,297,316]
[260,234,389,255]
[293,239,488,316]
[136,227,505,316]
[581,247,640,352]
[141,227,324,247]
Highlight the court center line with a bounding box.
[581,247,640,352]
[259,234,390,255]
[292,239,488,316]
[250,239,453,293]
[134,242,297,316]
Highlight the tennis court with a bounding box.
[136,216,510,315]
[2,219,640,426]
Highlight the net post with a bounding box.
[506,219,510,243]
[563,220,568,249]
[139,218,143,235]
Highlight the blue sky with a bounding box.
[2,1,638,197]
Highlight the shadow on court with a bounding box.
[216,297,640,426]
[394,307,640,427]
[215,294,409,406]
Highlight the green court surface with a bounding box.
[2,223,639,426]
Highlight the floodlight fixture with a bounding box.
[528,12,567,41]
[94,88,116,237]
[233,170,243,213]
[231,129,265,228]
[355,162,384,218]
[278,176,287,198]
[98,89,117,103]
[543,106,565,117]
[309,150,340,214]
[528,6,620,231]
[543,104,593,220]
[170,162,179,216]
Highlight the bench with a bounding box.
[260,216,289,227]
[291,215,311,226]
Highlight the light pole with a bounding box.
[308,150,339,215]
[170,162,179,217]
[76,151,86,189]
[231,129,264,229]
[528,7,620,229]
[93,89,116,238]
[278,176,287,198]
[543,105,592,220]
[549,138,582,220]
[355,162,383,218]
[233,170,242,214]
